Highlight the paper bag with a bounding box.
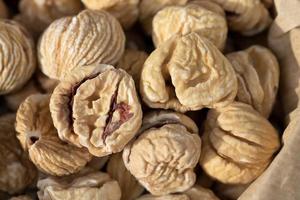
[238,1,300,199]
[268,0,300,123]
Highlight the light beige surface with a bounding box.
[268,0,300,123]
[37,170,121,200]
[123,111,201,195]
[0,114,37,194]
[239,107,300,200]
[140,32,237,112]
[9,195,33,200]
[139,0,188,35]
[107,153,144,200]
[81,0,139,29]
[0,20,36,95]
[16,94,92,176]
[152,1,227,50]
[38,9,125,80]
[200,102,280,184]
[210,0,271,35]
[18,0,82,37]
[227,45,279,117]
[238,1,300,199]
[50,64,142,157]
[137,185,219,200]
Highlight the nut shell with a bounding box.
[123,111,201,195]
[37,170,121,200]
[152,1,227,50]
[81,0,139,29]
[139,0,188,35]
[38,9,125,80]
[210,0,271,35]
[227,45,279,117]
[16,94,92,176]
[50,64,142,157]
[0,20,36,95]
[137,185,219,200]
[0,114,37,194]
[200,102,280,184]
[107,153,144,200]
[140,32,237,112]
[18,0,82,37]
[9,195,33,200]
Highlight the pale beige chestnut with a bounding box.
[38,9,125,80]
[18,0,82,37]
[210,0,271,35]
[9,195,33,200]
[81,0,139,29]
[123,111,201,195]
[226,45,279,117]
[139,0,188,35]
[50,64,142,157]
[0,114,37,194]
[107,153,144,200]
[136,185,219,200]
[140,32,237,112]
[152,1,227,50]
[37,169,121,200]
[200,102,280,184]
[0,20,36,95]
[16,94,92,176]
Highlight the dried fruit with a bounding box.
[0,114,37,194]
[0,20,36,95]
[152,1,227,50]
[9,195,32,200]
[37,170,121,200]
[137,194,189,200]
[117,49,148,88]
[0,0,8,18]
[226,45,279,117]
[211,0,271,35]
[16,94,92,176]
[140,32,237,112]
[81,0,139,29]
[18,0,82,38]
[137,185,219,200]
[38,9,125,80]
[107,153,144,200]
[50,64,142,157]
[123,111,201,195]
[184,185,220,200]
[139,0,188,35]
[200,102,280,184]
